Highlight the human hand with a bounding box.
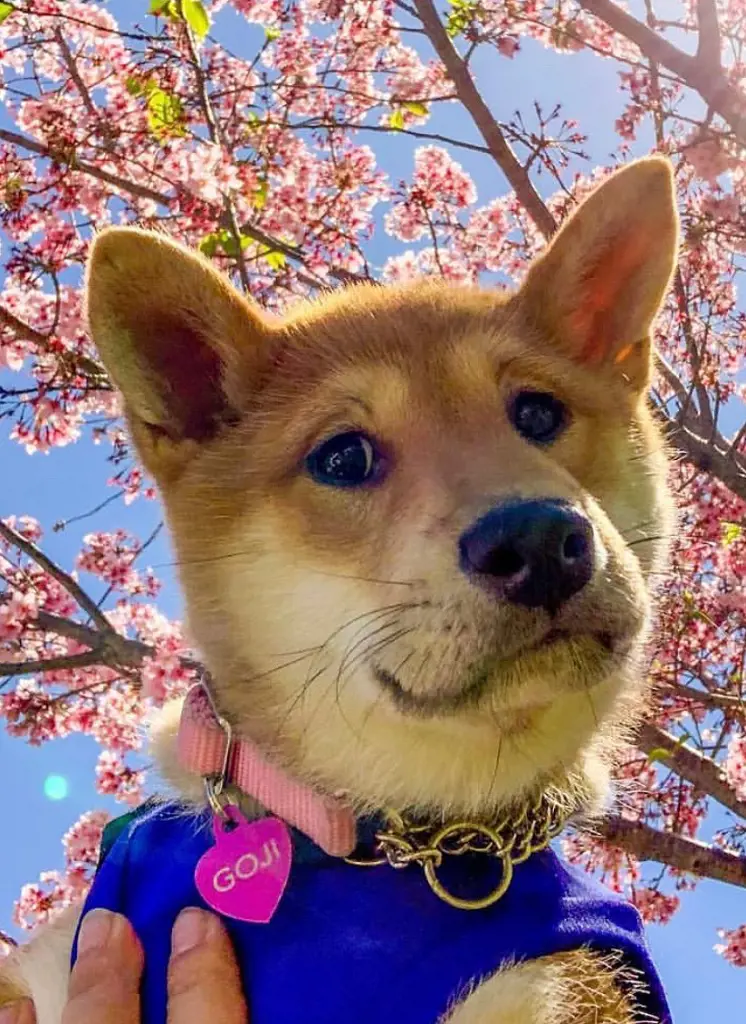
[0,907,248,1024]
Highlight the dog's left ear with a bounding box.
[514,157,679,390]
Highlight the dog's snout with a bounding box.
[458,500,594,614]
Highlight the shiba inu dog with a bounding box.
[1,156,678,1023]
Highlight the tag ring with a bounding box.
[204,775,238,821]
[201,680,236,821]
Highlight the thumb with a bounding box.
[167,909,248,1024]
[63,909,143,1024]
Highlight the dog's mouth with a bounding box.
[372,629,620,717]
[543,628,615,653]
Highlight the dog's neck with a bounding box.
[167,682,594,860]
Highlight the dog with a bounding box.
[1,156,678,1023]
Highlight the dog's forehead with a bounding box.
[279,281,504,365]
[263,282,524,419]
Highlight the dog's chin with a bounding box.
[371,630,628,719]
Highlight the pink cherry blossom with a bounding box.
[0,0,745,972]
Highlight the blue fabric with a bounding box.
[72,802,672,1023]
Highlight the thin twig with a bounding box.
[0,519,113,633]
[412,0,557,240]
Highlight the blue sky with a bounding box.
[1,2,744,1019]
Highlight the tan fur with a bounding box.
[444,949,649,1023]
[2,158,678,1022]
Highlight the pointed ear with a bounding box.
[515,157,679,390]
[86,228,271,475]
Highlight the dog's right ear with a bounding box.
[86,228,272,478]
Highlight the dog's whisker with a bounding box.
[335,605,415,668]
[336,615,406,686]
[309,627,414,740]
[277,605,415,730]
[627,534,670,548]
[302,568,419,588]
[240,647,322,689]
[270,659,334,745]
[319,602,421,659]
[336,625,416,699]
[583,680,600,729]
[152,549,418,589]
[344,627,415,684]
[355,647,417,737]
[485,734,504,807]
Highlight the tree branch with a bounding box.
[54,28,100,122]
[656,407,746,502]
[0,126,167,205]
[0,520,113,633]
[179,6,253,295]
[672,270,714,433]
[0,303,49,347]
[661,679,745,715]
[412,0,557,240]
[29,610,203,675]
[0,649,112,678]
[594,814,746,887]
[578,0,746,147]
[653,352,693,416]
[637,721,746,820]
[0,301,107,383]
[695,0,721,67]
[32,610,154,668]
[0,126,363,289]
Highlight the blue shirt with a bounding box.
[72,802,671,1023]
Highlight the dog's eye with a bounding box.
[305,431,382,488]
[508,391,568,444]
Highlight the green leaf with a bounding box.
[182,0,210,39]
[0,3,14,25]
[198,232,220,258]
[252,178,269,210]
[647,748,671,764]
[219,231,251,259]
[404,101,428,117]
[389,108,405,131]
[149,0,170,13]
[722,521,743,546]
[264,249,286,271]
[445,0,479,38]
[265,25,281,41]
[147,87,186,139]
[125,76,145,97]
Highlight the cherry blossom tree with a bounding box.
[1,0,746,969]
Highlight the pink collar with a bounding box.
[177,683,357,857]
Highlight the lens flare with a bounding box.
[44,774,69,801]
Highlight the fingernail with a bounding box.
[77,908,118,955]
[0,1000,34,1024]
[172,908,211,955]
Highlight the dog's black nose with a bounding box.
[459,500,594,614]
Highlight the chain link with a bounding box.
[345,794,573,911]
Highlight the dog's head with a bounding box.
[87,158,678,818]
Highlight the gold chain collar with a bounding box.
[345,793,573,911]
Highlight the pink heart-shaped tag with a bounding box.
[195,808,292,924]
